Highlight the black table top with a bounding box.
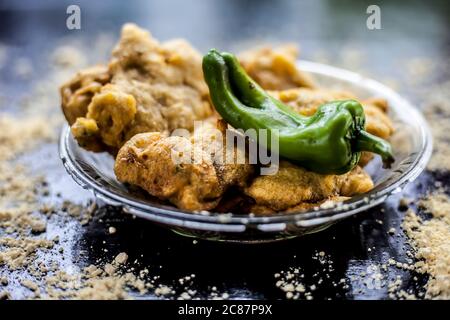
[0,0,449,300]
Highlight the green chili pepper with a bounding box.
[202,49,394,175]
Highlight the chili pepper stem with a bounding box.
[355,130,395,168]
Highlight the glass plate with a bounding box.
[59,60,432,243]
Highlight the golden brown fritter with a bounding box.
[60,65,111,125]
[244,161,373,213]
[84,85,137,148]
[114,121,254,211]
[250,196,351,216]
[191,120,255,189]
[70,117,102,152]
[269,87,355,115]
[361,98,393,140]
[238,44,316,90]
[115,132,222,211]
[61,24,213,152]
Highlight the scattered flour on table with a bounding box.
[399,58,450,299]
[402,191,450,299]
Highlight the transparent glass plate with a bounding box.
[59,60,432,243]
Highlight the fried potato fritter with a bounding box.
[60,65,111,125]
[61,23,213,152]
[191,120,255,190]
[238,44,316,90]
[114,121,254,211]
[245,161,373,213]
[250,196,351,216]
[115,132,222,211]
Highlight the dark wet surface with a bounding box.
[0,0,449,299]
